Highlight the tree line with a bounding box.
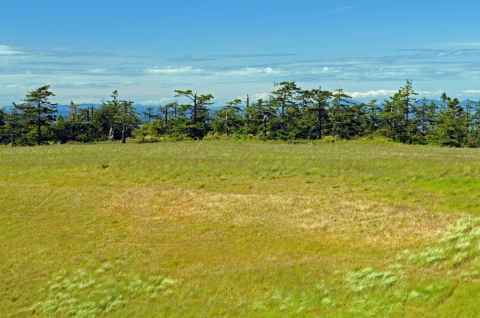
[1,81,480,147]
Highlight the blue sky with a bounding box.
[1,0,480,107]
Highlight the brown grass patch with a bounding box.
[102,186,459,261]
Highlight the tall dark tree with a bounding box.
[244,98,277,137]
[270,81,301,138]
[440,92,449,111]
[414,97,437,138]
[6,105,18,146]
[300,87,332,139]
[0,107,9,144]
[364,99,380,135]
[120,100,138,143]
[174,90,214,139]
[14,85,57,145]
[159,101,179,128]
[142,106,156,122]
[212,98,244,136]
[61,100,86,142]
[436,96,467,147]
[467,100,480,147]
[329,88,352,138]
[92,90,139,142]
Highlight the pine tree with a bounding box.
[329,88,352,139]
[436,95,467,147]
[211,99,244,136]
[174,90,214,139]
[14,85,57,145]
[270,82,301,139]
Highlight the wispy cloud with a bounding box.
[0,45,113,58]
[144,66,202,74]
[332,5,359,13]
[89,68,106,73]
[3,45,480,105]
[252,93,269,100]
[214,67,280,77]
[166,53,298,62]
[461,90,480,94]
[0,45,22,55]
[139,97,175,105]
[347,89,448,100]
[347,90,397,99]
[447,42,480,47]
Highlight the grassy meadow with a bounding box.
[2,140,480,317]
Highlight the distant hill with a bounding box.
[3,99,478,119]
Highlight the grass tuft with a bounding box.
[399,216,480,271]
[18,264,175,317]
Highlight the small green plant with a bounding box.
[346,268,402,292]
[398,217,480,269]
[20,264,176,317]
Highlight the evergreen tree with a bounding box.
[329,88,353,139]
[467,100,480,147]
[398,80,418,139]
[364,99,380,135]
[300,87,332,139]
[174,90,214,139]
[54,100,88,143]
[142,106,156,122]
[211,99,244,136]
[14,85,57,145]
[157,101,179,134]
[0,107,9,144]
[414,97,437,139]
[269,82,301,139]
[244,98,277,137]
[436,95,467,147]
[119,100,139,143]
[92,90,140,142]
[5,105,18,146]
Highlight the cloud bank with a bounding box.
[2,45,480,105]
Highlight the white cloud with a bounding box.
[417,90,443,96]
[89,68,106,73]
[0,45,22,55]
[145,66,200,74]
[447,42,480,47]
[347,90,397,99]
[56,97,100,104]
[139,97,174,105]
[216,67,280,76]
[253,93,269,100]
[6,84,24,89]
[461,90,480,94]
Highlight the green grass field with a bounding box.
[2,140,480,317]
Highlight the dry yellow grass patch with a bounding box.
[101,185,459,274]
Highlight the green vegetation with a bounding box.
[3,80,480,147]
[2,141,480,316]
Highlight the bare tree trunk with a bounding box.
[317,108,322,139]
[164,105,168,126]
[37,101,41,145]
[10,108,16,147]
[122,102,127,144]
[225,112,229,136]
[263,115,267,136]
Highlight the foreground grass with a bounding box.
[1,140,480,316]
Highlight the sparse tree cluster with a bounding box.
[2,81,480,147]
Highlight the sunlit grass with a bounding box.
[1,140,480,316]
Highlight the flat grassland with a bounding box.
[2,141,480,317]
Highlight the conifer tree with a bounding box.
[174,90,214,139]
[14,85,57,145]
